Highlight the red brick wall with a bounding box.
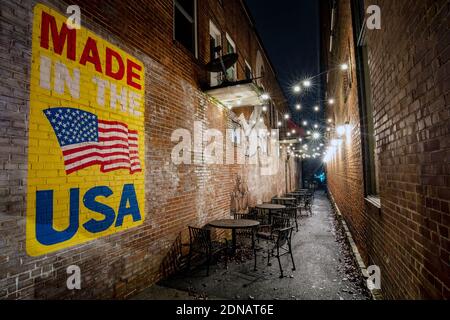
[0,0,298,299]
[324,0,450,299]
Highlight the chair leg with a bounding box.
[186,250,192,274]
[289,242,296,271]
[252,231,257,271]
[276,247,284,278]
[206,253,211,276]
[224,249,228,270]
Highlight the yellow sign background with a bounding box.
[27,4,146,256]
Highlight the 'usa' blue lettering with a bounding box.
[35,184,141,246]
[83,186,115,233]
[116,184,141,227]
[36,189,79,245]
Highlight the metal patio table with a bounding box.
[255,203,286,224]
[208,219,260,253]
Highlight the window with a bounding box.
[225,33,236,81]
[352,0,379,197]
[209,21,221,86]
[174,0,197,57]
[244,60,252,80]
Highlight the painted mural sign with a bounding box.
[27,4,146,256]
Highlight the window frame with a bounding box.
[351,0,380,199]
[173,0,198,58]
[225,33,237,81]
[209,20,222,86]
[244,60,252,80]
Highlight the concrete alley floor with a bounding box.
[134,191,371,300]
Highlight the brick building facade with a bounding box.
[321,0,449,299]
[0,0,298,299]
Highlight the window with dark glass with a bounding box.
[245,61,252,80]
[174,0,197,56]
[352,0,379,197]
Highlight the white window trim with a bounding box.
[226,33,236,50]
[226,33,237,81]
[245,60,252,79]
[173,0,198,58]
[209,20,222,86]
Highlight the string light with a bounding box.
[303,80,312,87]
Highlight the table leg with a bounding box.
[231,229,237,253]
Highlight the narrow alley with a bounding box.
[134,191,370,300]
[0,0,448,306]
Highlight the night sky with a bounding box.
[244,0,322,126]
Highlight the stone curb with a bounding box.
[328,192,384,300]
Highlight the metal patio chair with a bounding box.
[186,226,228,276]
[281,207,299,232]
[254,219,296,277]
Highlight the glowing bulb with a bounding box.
[337,125,346,136]
[277,121,282,127]
[307,130,311,135]
[296,104,302,110]
[261,93,270,100]
[303,80,312,87]
[291,129,296,134]
[294,85,301,93]
[314,106,320,112]
[340,63,349,71]
[302,121,308,126]
[287,132,291,137]
[284,114,290,120]
[312,132,321,140]
[328,99,335,105]
[327,118,333,123]
[314,124,319,129]
[262,105,268,112]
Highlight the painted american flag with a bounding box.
[44,107,142,175]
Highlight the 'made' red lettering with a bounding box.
[127,59,142,90]
[39,10,143,89]
[79,37,103,73]
[106,48,125,81]
[40,11,76,61]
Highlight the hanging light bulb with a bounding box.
[340,63,349,71]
